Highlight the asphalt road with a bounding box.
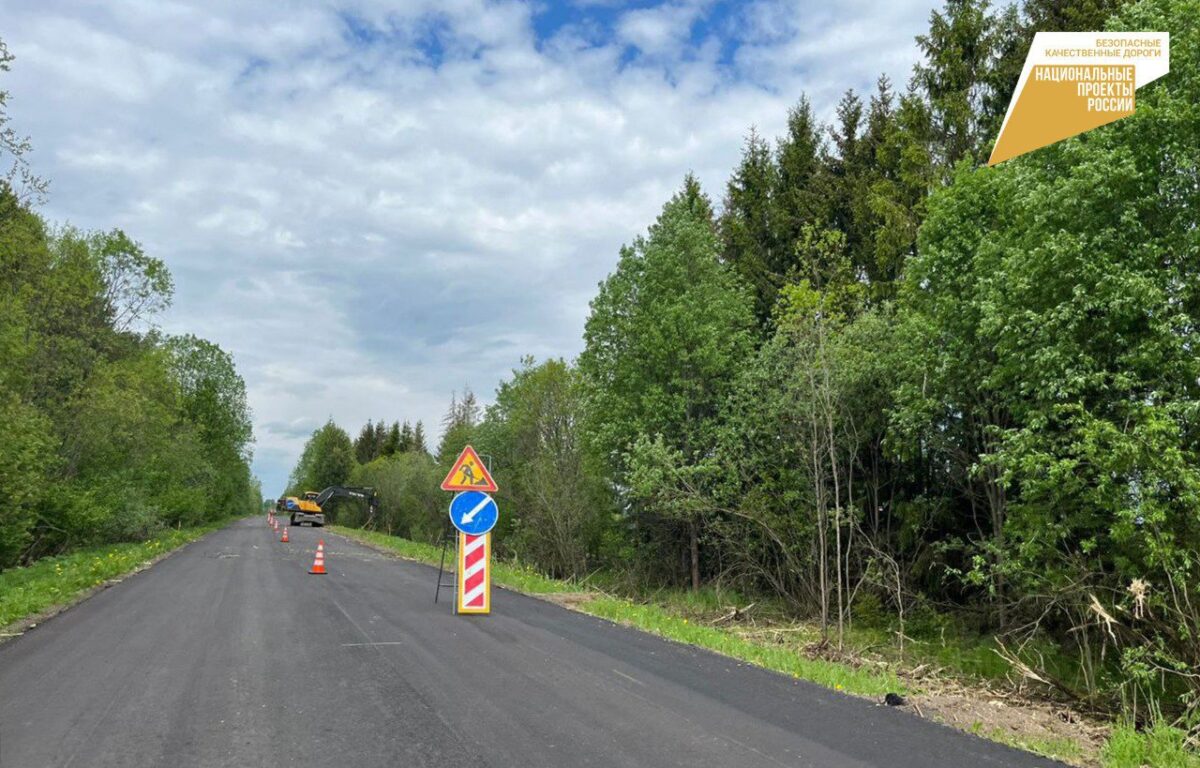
[0,518,1061,767]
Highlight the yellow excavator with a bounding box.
[276,486,378,527]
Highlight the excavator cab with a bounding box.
[282,493,324,526]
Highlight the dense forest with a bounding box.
[294,0,1200,729]
[0,40,260,571]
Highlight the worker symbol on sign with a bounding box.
[440,445,498,492]
[459,462,486,486]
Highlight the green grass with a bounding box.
[0,519,235,630]
[968,721,1085,765]
[583,596,901,697]
[329,527,444,563]
[1102,724,1200,768]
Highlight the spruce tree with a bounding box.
[719,129,780,327]
[412,421,428,456]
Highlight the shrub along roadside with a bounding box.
[0,517,238,631]
[331,525,1199,768]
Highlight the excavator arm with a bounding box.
[313,486,380,523]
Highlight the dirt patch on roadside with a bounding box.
[906,677,1109,766]
[537,592,598,610]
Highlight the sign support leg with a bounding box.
[434,519,455,605]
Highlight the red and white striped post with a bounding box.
[441,445,498,616]
[457,532,491,614]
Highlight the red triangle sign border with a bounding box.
[440,445,498,492]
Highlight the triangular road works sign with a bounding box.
[440,445,498,492]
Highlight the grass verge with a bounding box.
[0,518,236,632]
[331,525,898,698]
[1103,724,1200,768]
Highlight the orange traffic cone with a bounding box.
[280,526,289,543]
[309,540,326,574]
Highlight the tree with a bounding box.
[166,334,253,516]
[580,175,756,589]
[915,0,1005,170]
[168,335,251,459]
[0,42,257,568]
[290,420,354,492]
[94,229,173,333]
[775,97,829,266]
[475,358,611,578]
[438,388,480,463]
[350,451,443,539]
[0,37,47,204]
[354,420,377,464]
[0,395,52,565]
[411,421,428,456]
[381,420,401,456]
[906,0,1200,705]
[867,87,934,297]
[720,137,782,326]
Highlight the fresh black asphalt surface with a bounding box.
[0,518,1061,767]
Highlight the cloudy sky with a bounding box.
[4,0,938,494]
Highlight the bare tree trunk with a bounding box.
[812,437,829,640]
[690,518,701,592]
[845,469,855,633]
[828,408,844,650]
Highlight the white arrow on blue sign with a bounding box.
[449,491,498,536]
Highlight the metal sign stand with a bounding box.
[433,519,458,611]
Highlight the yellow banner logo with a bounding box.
[989,32,1169,165]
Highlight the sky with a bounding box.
[3,0,939,495]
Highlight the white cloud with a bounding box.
[616,1,706,59]
[2,0,938,493]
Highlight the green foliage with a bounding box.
[0,38,47,203]
[474,357,612,578]
[0,396,53,564]
[0,42,256,568]
[720,129,788,324]
[1103,723,1200,768]
[580,174,755,587]
[581,175,755,465]
[289,420,354,494]
[915,0,1005,168]
[0,182,257,568]
[348,451,443,540]
[437,389,481,463]
[901,0,1200,711]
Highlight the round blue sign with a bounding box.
[449,491,498,535]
